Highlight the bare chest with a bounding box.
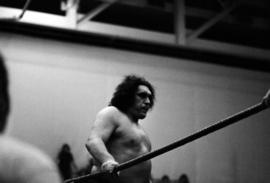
[113,119,151,152]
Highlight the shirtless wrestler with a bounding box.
[86,75,155,183]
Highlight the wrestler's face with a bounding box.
[129,85,152,120]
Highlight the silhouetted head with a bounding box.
[62,143,70,152]
[178,174,189,183]
[0,54,10,133]
[161,175,171,183]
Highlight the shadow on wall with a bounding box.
[153,173,190,183]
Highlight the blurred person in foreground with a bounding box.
[0,54,62,183]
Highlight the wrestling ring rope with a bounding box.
[64,90,270,183]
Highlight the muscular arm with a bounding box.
[85,107,118,165]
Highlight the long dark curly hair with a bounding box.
[109,75,155,113]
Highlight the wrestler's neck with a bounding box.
[126,112,139,123]
[126,108,145,124]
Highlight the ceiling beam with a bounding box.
[174,0,186,45]
[188,2,238,43]
[77,0,117,25]
[17,0,32,20]
[1,20,270,73]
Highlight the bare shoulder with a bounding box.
[95,106,123,125]
[98,106,120,114]
[97,106,121,118]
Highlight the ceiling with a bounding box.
[1,0,270,50]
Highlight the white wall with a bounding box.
[1,32,270,183]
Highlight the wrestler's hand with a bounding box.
[101,160,119,174]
